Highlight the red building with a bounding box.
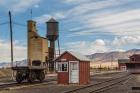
[55,51,90,85]
[118,59,129,71]
[126,54,140,73]
[118,54,140,73]
[130,54,140,62]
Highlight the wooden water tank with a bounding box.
[46,18,58,41]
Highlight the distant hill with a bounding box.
[87,49,140,62]
[0,62,10,68]
[0,60,27,68]
[0,49,140,68]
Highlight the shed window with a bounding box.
[57,62,68,72]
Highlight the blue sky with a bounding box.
[0,0,140,62]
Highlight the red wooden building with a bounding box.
[118,59,129,70]
[55,51,90,85]
[127,54,140,73]
[118,54,140,73]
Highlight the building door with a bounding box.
[69,61,79,83]
[120,66,126,71]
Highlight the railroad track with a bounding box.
[90,71,127,80]
[0,72,128,92]
[0,79,56,90]
[63,73,131,93]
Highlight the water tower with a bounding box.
[46,18,59,72]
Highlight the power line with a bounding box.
[0,22,8,26]
[13,22,26,27]
[13,21,45,29]
[13,21,46,31]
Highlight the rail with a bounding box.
[63,73,131,93]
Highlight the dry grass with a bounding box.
[90,61,118,68]
[0,68,11,77]
[0,68,13,82]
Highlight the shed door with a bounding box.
[69,61,79,83]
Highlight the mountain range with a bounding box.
[0,60,27,68]
[87,49,140,62]
[0,49,140,68]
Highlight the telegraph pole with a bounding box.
[9,11,14,79]
[57,37,61,56]
[111,55,113,70]
[30,9,33,20]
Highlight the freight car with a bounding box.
[12,18,59,83]
[12,66,46,83]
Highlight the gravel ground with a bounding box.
[0,72,128,93]
[99,74,140,93]
[0,84,84,93]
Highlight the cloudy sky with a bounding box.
[0,0,140,62]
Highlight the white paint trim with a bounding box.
[69,61,79,84]
[56,62,68,72]
[61,59,67,61]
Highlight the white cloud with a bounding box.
[92,9,140,25]
[0,0,41,13]
[62,0,120,18]
[35,0,120,24]
[70,8,140,36]
[34,4,39,8]
[94,39,106,46]
[35,12,65,24]
[57,0,140,37]
[35,14,52,24]
[65,39,109,55]
[64,36,140,55]
[85,9,140,35]
[32,0,140,54]
[0,39,27,62]
[61,0,92,4]
[112,36,140,47]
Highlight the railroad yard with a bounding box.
[0,1,140,93]
[0,71,138,93]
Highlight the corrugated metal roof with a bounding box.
[68,51,90,61]
[118,59,130,63]
[55,51,91,62]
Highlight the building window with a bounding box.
[56,62,68,72]
[131,58,135,62]
[71,62,78,70]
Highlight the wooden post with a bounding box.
[9,11,14,80]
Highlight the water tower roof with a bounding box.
[47,18,57,23]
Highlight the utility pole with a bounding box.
[30,9,32,20]
[111,55,113,70]
[9,11,14,80]
[57,37,61,56]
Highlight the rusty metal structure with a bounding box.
[27,20,48,67]
[46,18,59,72]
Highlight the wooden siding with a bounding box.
[57,72,69,84]
[130,54,140,62]
[79,61,90,84]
